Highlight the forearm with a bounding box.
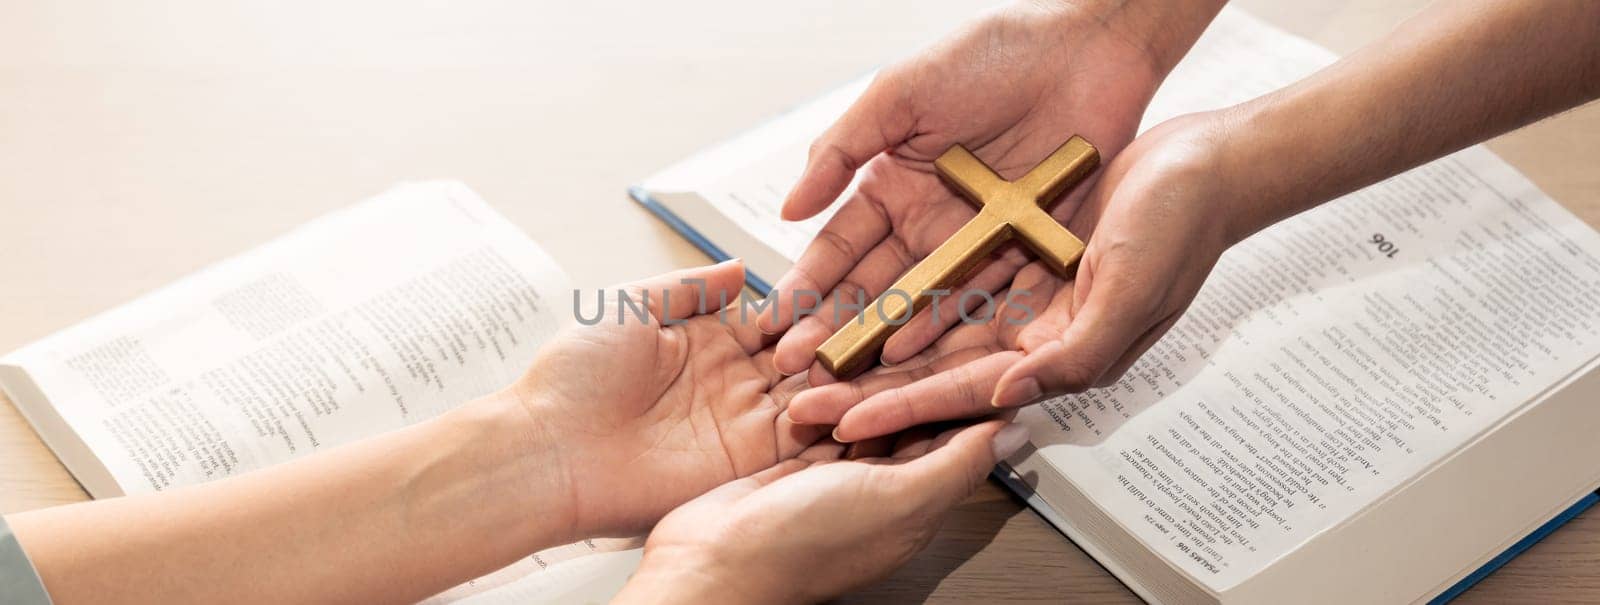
[7,392,575,604]
[1215,0,1600,240]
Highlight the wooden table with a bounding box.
[2,0,1596,602]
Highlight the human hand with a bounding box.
[761,0,1222,382]
[786,113,1239,440]
[989,113,1240,405]
[513,260,828,537]
[612,420,1028,604]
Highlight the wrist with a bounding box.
[1203,91,1347,242]
[1114,109,1270,249]
[428,391,584,550]
[1044,0,1226,75]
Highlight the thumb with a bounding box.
[617,258,747,323]
[781,72,914,221]
[992,259,1157,407]
[897,420,1029,511]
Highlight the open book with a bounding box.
[0,182,644,603]
[630,7,1600,604]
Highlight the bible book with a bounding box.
[628,7,1600,603]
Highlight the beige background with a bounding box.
[2,0,1597,602]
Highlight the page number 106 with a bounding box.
[1370,233,1399,258]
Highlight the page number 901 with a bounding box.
[1370,233,1399,258]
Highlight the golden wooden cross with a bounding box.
[815,136,1100,378]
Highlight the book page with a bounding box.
[0,181,658,600]
[641,78,865,261]
[1014,8,1600,590]
[1,181,572,495]
[427,538,643,604]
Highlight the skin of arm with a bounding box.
[8,393,573,603]
[1211,0,1600,243]
[6,260,828,603]
[789,0,1600,441]
[994,0,1600,400]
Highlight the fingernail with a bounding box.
[831,427,853,444]
[991,424,1029,460]
[992,377,1042,408]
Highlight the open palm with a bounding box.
[784,262,1075,441]
[517,261,826,536]
[761,1,1188,381]
[785,114,1238,441]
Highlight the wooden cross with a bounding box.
[815,136,1100,378]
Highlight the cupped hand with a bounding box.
[612,420,1029,604]
[786,112,1240,441]
[514,260,828,536]
[991,113,1239,405]
[761,0,1210,382]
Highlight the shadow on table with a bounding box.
[834,474,1142,604]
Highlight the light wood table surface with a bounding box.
[2,1,1597,602]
